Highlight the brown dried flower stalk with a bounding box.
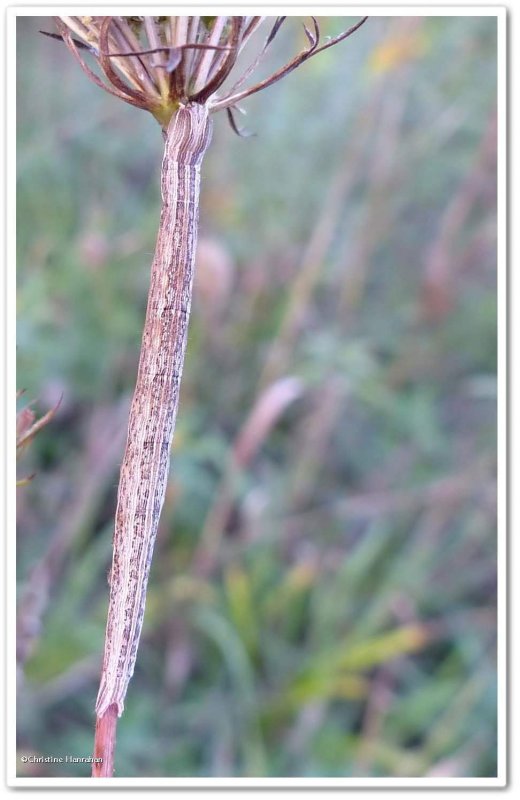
[16,391,60,485]
[51,14,367,777]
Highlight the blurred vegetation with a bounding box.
[16,16,497,778]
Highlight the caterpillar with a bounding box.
[95,103,213,718]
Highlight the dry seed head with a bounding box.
[52,16,368,129]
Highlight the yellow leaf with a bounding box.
[336,624,429,671]
[287,671,369,705]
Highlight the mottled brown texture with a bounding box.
[95,103,213,718]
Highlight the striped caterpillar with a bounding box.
[95,103,213,718]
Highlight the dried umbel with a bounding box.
[51,16,367,126]
[50,14,367,777]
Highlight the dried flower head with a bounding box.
[48,15,367,129]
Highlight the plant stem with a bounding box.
[93,105,213,770]
[92,703,118,777]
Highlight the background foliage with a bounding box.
[16,15,498,778]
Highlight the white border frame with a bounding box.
[6,3,507,790]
